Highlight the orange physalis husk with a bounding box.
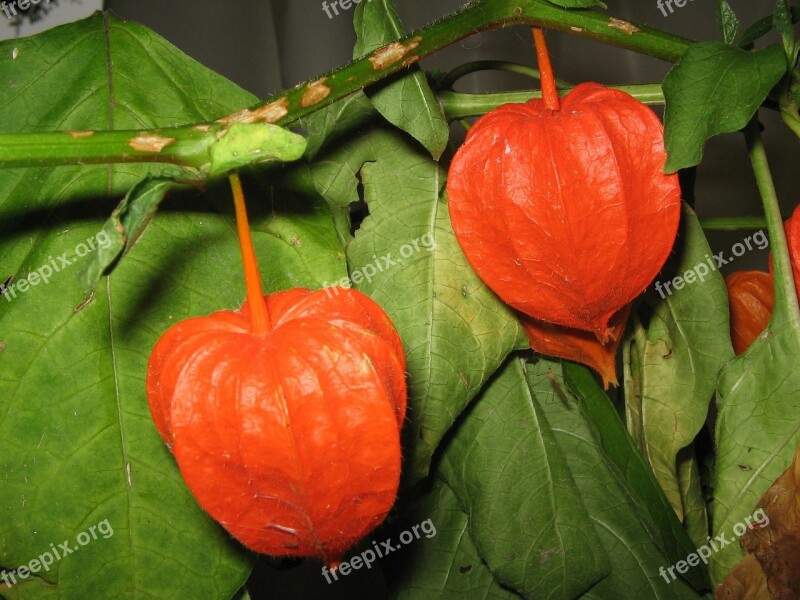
[725,271,774,355]
[447,30,681,341]
[146,173,407,568]
[520,304,632,389]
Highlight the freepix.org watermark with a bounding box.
[1,232,111,303]
[321,0,367,20]
[1,519,114,589]
[322,233,435,297]
[656,0,695,18]
[1,0,50,20]
[659,508,769,584]
[654,229,769,299]
[321,518,437,583]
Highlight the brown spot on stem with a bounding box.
[68,130,95,138]
[193,124,212,132]
[570,26,584,33]
[513,7,523,15]
[0,341,5,352]
[291,237,301,247]
[608,18,639,35]
[218,97,290,125]
[368,36,421,70]
[301,78,331,108]
[129,135,176,153]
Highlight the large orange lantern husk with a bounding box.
[146,287,406,568]
[447,79,682,341]
[146,174,407,569]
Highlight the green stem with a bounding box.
[743,117,800,327]
[0,0,691,170]
[439,84,664,119]
[697,217,769,231]
[270,0,690,127]
[440,60,572,89]
[779,89,800,139]
[0,126,220,170]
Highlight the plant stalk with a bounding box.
[533,28,560,110]
[230,172,271,335]
[0,0,691,170]
[697,217,769,231]
[439,60,572,90]
[744,117,800,327]
[439,84,665,118]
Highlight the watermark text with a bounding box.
[1,519,114,588]
[321,518,436,583]
[1,0,50,20]
[654,230,769,299]
[659,508,769,584]
[322,233,435,297]
[2,232,111,303]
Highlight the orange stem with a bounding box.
[229,172,271,335]
[533,28,560,111]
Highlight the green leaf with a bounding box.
[307,127,526,483]
[531,361,708,598]
[676,449,709,549]
[0,13,344,599]
[353,0,449,160]
[300,92,378,160]
[717,0,739,45]
[739,6,800,48]
[250,184,349,291]
[563,363,712,592]
[440,358,609,599]
[711,118,800,584]
[774,0,799,67]
[663,42,786,172]
[623,204,733,543]
[80,177,179,291]
[386,478,522,600]
[711,314,800,582]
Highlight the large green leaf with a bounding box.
[440,358,609,599]
[306,126,525,483]
[353,0,449,160]
[623,204,733,542]
[386,477,522,600]
[300,92,378,160]
[711,274,800,582]
[530,360,708,598]
[563,363,711,592]
[663,42,786,172]
[0,13,343,599]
